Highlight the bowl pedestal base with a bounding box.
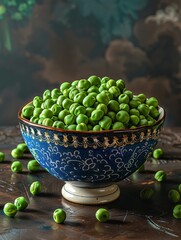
[61,182,120,205]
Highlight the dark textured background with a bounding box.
[0,0,180,126]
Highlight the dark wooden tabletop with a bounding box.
[0,126,181,240]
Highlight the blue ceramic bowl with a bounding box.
[18,105,165,185]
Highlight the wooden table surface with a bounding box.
[0,126,181,240]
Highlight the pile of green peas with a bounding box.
[21,75,160,131]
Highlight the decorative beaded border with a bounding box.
[19,122,161,149]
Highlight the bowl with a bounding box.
[18,104,165,204]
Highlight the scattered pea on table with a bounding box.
[27,160,41,172]
[3,203,17,217]
[53,208,66,224]
[30,181,42,195]
[154,170,167,182]
[153,148,164,159]
[11,161,23,173]
[14,196,28,211]
[95,208,110,223]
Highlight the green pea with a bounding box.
[42,118,53,126]
[76,114,89,124]
[43,89,51,100]
[53,208,66,224]
[60,82,71,92]
[99,83,107,92]
[112,122,125,130]
[137,93,146,103]
[51,88,61,99]
[69,103,80,114]
[17,143,29,153]
[96,103,108,115]
[168,189,180,203]
[69,88,79,100]
[30,116,39,123]
[33,108,42,118]
[33,96,43,108]
[52,116,58,122]
[85,107,95,117]
[22,105,34,119]
[154,170,167,182]
[51,104,62,116]
[96,92,110,105]
[129,99,141,108]
[83,95,96,107]
[71,80,79,87]
[130,125,137,129]
[90,109,104,121]
[95,208,110,222]
[101,76,110,83]
[74,92,87,104]
[173,204,181,219]
[139,118,148,126]
[149,106,159,119]
[109,86,120,99]
[148,119,156,126]
[99,116,112,130]
[88,75,101,86]
[146,97,158,108]
[87,124,93,131]
[147,115,155,121]
[87,85,99,94]
[77,79,91,90]
[118,94,129,104]
[62,98,73,110]
[88,92,97,99]
[14,196,28,211]
[116,111,130,124]
[107,111,116,121]
[11,148,23,159]
[64,114,76,125]
[73,105,86,116]
[116,79,125,92]
[106,79,116,89]
[153,148,164,159]
[119,103,129,112]
[11,161,23,173]
[140,115,145,120]
[58,109,69,121]
[30,181,42,195]
[43,99,55,109]
[27,160,41,172]
[140,187,154,200]
[138,103,150,117]
[40,109,53,118]
[0,152,5,162]
[3,203,17,217]
[62,88,70,97]
[130,115,139,126]
[38,117,45,125]
[102,90,113,100]
[108,100,119,112]
[57,95,66,106]
[52,120,65,129]
[93,125,102,131]
[76,123,88,131]
[130,108,140,116]
[123,90,133,100]
[67,124,77,130]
